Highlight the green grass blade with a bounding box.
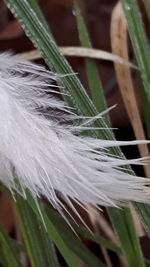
[15,194,60,267]
[0,184,78,267]
[121,0,150,97]
[26,192,104,267]
[47,208,121,254]
[0,224,22,267]
[26,192,79,267]
[74,226,121,254]
[4,0,146,266]
[1,184,105,267]
[74,1,108,116]
[121,0,150,241]
[28,0,49,31]
[108,207,145,267]
[143,0,150,21]
[121,0,150,137]
[145,258,150,267]
[44,206,105,267]
[42,212,103,267]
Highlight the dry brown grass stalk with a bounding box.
[111,1,149,238]
[111,2,150,178]
[20,47,136,68]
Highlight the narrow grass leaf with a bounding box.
[28,0,49,31]
[0,184,76,267]
[121,0,150,98]
[108,207,145,267]
[26,192,79,267]
[120,0,150,240]
[47,208,121,255]
[121,0,150,137]
[145,258,150,267]
[15,194,60,267]
[44,205,105,267]
[74,1,108,118]
[26,191,103,267]
[143,0,150,21]
[0,224,22,267]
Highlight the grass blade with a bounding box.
[15,194,60,267]
[74,1,108,117]
[47,208,121,255]
[28,0,49,31]
[0,224,22,267]
[145,258,150,267]
[108,207,145,267]
[0,185,78,267]
[121,0,150,137]
[143,0,150,21]
[120,0,150,241]
[26,192,104,267]
[44,205,105,267]
[121,0,150,97]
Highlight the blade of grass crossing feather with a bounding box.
[15,194,60,267]
[74,1,109,120]
[0,224,22,267]
[143,0,150,21]
[4,1,146,266]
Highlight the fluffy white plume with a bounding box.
[0,52,150,215]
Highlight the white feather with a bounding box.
[0,52,149,215]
